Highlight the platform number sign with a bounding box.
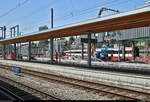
[12,66,21,74]
[81,38,97,43]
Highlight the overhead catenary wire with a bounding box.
[54,0,131,22]
[5,0,124,25]
[4,0,57,26]
[17,0,134,34]
[54,0,120,21]
[5,0,130,25]
[22,0,148,35]
[1,0,145,37]
[16,0,57,21]
[0,0,30,18]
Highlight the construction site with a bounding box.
[0,0,150,101]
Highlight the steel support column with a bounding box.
[59,45,61,63]
[146,41,149,57]
[88,32,91,68]
[48,8,54,58]
[59,39,61,63]
[118,41,120,61]
[28,41,31,61]
[3,44,6,59]
[132,41,135,61]
[14,43,17,59]
[122,41,126,61]
[81,42,84,59]
[144,42,146,58]
[94,43,96,57]
[50,38,53,64]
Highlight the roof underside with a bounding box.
[1,7,150,44]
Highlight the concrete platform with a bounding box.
[60,59,150,75]
[62,59,150,69]
[0,59,150,91]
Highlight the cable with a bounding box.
[54,0,131,22]
[21,20,50,33]
[21,0,133,34]
[0,0,30,18]
[24,0,132,28]
[4,0,127,26]
[54,0,124,21]
[6,0,57,24]
[4,0,143,37]
[47,0,117,21]
[19,0,57,19]
[19,0,126,30]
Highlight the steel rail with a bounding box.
[0,86,24,101]
[0,75,62,100]
[0,64,150,100]
[21,69,149,100]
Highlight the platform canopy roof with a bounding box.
[1,6,150,44]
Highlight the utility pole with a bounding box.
[50,8,54,64]
[3,26,6,39]
[51,8,53,29]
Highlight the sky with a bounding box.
[0,0,149,38]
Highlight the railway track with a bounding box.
[0,75,61,100]
[0,64,150,100]
[0,85,24,101]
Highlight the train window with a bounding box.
[113,51,118,54]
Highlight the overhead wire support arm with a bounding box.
[10,25,20,38]
[0,26,6,39]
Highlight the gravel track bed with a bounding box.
[1,62,150,95]
[18,65,150,94]
[1,60,150,91]
[0,68,112,100]
[55,71,150,93]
